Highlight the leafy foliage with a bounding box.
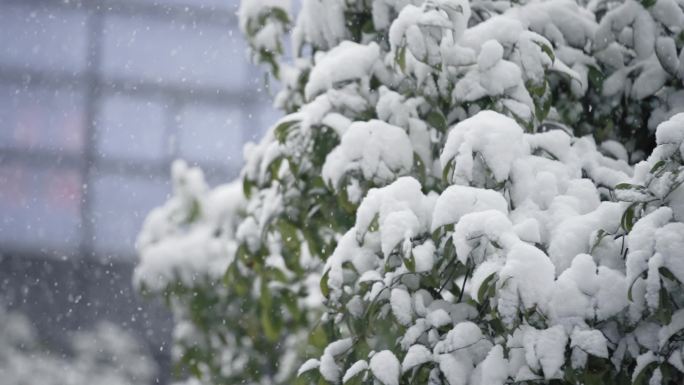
[136,1,684,385]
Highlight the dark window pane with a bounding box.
[119,0,240,11]
[251,103,283,142]
[91,174,169,258]
[0,165,82,253]
[0,5,87,73]
[96,95,168,161]
[101,15,248,89]
[177,104,243,165]
[0,85,85,153]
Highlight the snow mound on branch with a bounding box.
[238,0,290,53]
[305,41,380,100]
[441,110,527,184]
[431,185,508,231]
[135,162,244,291]
[401,344,432,373]
[322,120,414,189]
[370,350,400,385]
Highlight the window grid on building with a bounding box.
[0,0,277,260]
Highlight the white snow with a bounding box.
[391,287,414,326]
[135,163,245,291]
[412,240,435,273]
[305,41,380,100]
[431,186,508,231]
[477,40,504,71]
[476,345,508,385]
[297,358,320,376]
[319,353,341,383]
[370,350,401,385]
[434,322,483,354]
[659,309,684,349]
[632,351,658,383]
[426,309,452,329]
[499,242,555,312]
[468,261,503,304]
[342,360,368,383]
[401,344,432,373]
[441,111,527,184]
[238,0,290,54]
[570,328,608,358]
[293,0,348,52]
[322,120,414,189]
[319,338,353,382]
[452,210,514,264]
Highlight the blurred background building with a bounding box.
[0,0,277,383]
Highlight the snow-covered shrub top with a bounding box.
[135,161,245,292]
[306,112,684,385]
[136,0,684,384]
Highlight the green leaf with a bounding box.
[260,280,281,342]
[243,177,254,199]
[339,186,359,214]
[632,361,658,385]
[640,0,657,8]
[341,261,358,274]
[535,41,555,62]
[308,323,329,350]
[659,267,681,283]
[269,157,284,181]
[627,273,643,302]
[442,158,455,183]
[588,65,605,91]
[361,19,375,34]
[265,266,288,283]
[303,227,323,257]
[427,110,447,131]
[404,249,416,273]
[343,368,367,385]
[320,269,330,299]
[650,160,666,174]
[277,220,302,272]
[528,81,547,98]
[261,306,279,341]
[413,153,426,184]
[660,363,675,385]
[564,366,579,383]
[584,356,610,385]
[590,229,609,253]
[477,272,497,303]
[275,120,299,144]
[615,183,636,190]
[621,203,637,232]
[184,199,201,223]
[312,126,340,167]
[260,279,273,308]
[281,289,301,319]
[368,213,380,233]
[535,86,552,121]
[396,44,407,72]
[489,317,505,334]
[655,286,673,324]
[270,7,290,24]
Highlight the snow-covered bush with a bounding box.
[0,305,157,385]
[136,1,684,384]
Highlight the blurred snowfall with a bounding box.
[0,0,278,383]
